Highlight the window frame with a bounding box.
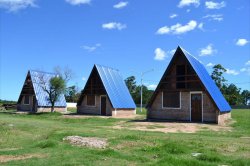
[23,95,30,105]
[86,95,96,107]
[162,91,181,109]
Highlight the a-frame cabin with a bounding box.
[77,64,136,116]
[147,46,231,125]
[17,70,67,112]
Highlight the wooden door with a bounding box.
[101,96,106,115]
[32,96,36,112]
[191,94,202,122]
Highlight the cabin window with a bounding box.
[176,65,186,89]
[23,95,30,105]
[87,95,95,106]
[162,92,180,108]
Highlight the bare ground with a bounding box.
[63,136,108,149]
[62,114,232,133]
[112,121,232,133]
[0,154,46,163]
[63,114,141,119]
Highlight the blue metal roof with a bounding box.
[29,70,67,107]
[180,47,231,112]
[95,64,136,109]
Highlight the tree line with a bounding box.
[211,64,250,106]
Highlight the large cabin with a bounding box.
[77,64,136,116]
[147,46,231,125]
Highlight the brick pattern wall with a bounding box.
[148,91,219,123]
[147,92,190,121]
[77,95,113,115]
[112,109,136,117]
[203,93,217,123]
[37,107,67,113]
[217,112,231,126]
[17,95,35,112]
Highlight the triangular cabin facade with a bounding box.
[147,46,231,125]
[77,64,136,116]
[17,70,67,112]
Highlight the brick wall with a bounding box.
[217,112,231,126]
[77,95,113,115]
[147,92,190,121]
[112,109,136,117]
[148,91,218,123]
[37,107,67,113]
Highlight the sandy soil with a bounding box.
[112,121,232,133]
[63,114,141,119]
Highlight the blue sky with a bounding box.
[0,0,249,101]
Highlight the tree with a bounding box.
[223,83,241,105]
[241,90,250,105]
[38,67,73,112]
[211,64,227,91]
[133,85,153,105]
[65,85,80,102]
[125,76,137,94]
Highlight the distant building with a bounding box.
[147,46,231,125]
[17,70,67,112]
[77,64,136,116]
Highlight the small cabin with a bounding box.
[17,70,67,112]
[77,64,136,116]
[147,46,231,125]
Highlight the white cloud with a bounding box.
[113,1,128,9]
[226,68,239,75]
[65,0,91,5]
[147,84,157,90]
[169,49,176,55]
[186,9,191,12]
[178,0,200,8]
[206,62,214,67]
[169,14,178,19]
[156,26,170,34]
[203,14,223,21]
[205,1,226,9]
[240,68,250,75]
[198,22,204,30]
[199,44,217,56]
[236,39,249,46]
[154,48,166,61]
[245,60,250,66]
[102,22,126,30]
[81,43,101,52]
[156,20,197,35]
[82,77,87,81]
[0,0,37,12]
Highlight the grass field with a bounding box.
[0,109,249,165]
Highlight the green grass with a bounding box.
[0,109,249,165]
[136,107,147,115]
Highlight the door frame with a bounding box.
[189,91,203,122]
[100,95,107,115]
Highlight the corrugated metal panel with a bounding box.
[95,64,136,109]
[181,47,231,112]
[30,70,67,107]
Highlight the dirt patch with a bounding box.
[0,154,46,163]
[63,115,110,119]
[63,136,108,149]
[112,121,232,133]
[63,114,143,119]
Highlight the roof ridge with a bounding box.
[29,70,56,75]
[94,64,119,72]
